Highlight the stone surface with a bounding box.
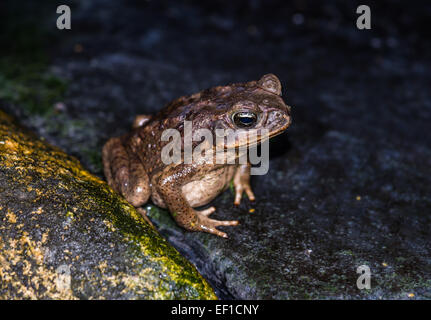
[1,0,430,299]
[0,111,216,299]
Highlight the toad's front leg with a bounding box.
[233,163,256,205]
[156,165,239,238]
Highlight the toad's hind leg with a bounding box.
[102,137,151,208]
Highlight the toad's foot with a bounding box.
[234,182,255,205]
[199,206,216,216]
[195,208,238,238]
[233,164,255,205]
[136,207,155,228]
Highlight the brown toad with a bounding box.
[102,74,291,238]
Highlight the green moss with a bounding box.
[146,205,178,229]
[0,57,67,115]
[229,179,235,194]
[0,110,217,299]
[0,2,67,115]
[338,250,355,256]
[81,147,104,173]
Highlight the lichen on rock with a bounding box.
[0,110,216,299]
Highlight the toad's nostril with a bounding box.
[267,111,281,122]
[267,111,291,128]
[273,111,283,118]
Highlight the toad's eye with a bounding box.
[232,111,258,128]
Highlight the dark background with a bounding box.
[1,0,430,299]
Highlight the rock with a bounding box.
[148,130,431,299]
[0,110,216,299]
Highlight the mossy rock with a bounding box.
[0,110,216,299]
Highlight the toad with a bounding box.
[102,74,291,237]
